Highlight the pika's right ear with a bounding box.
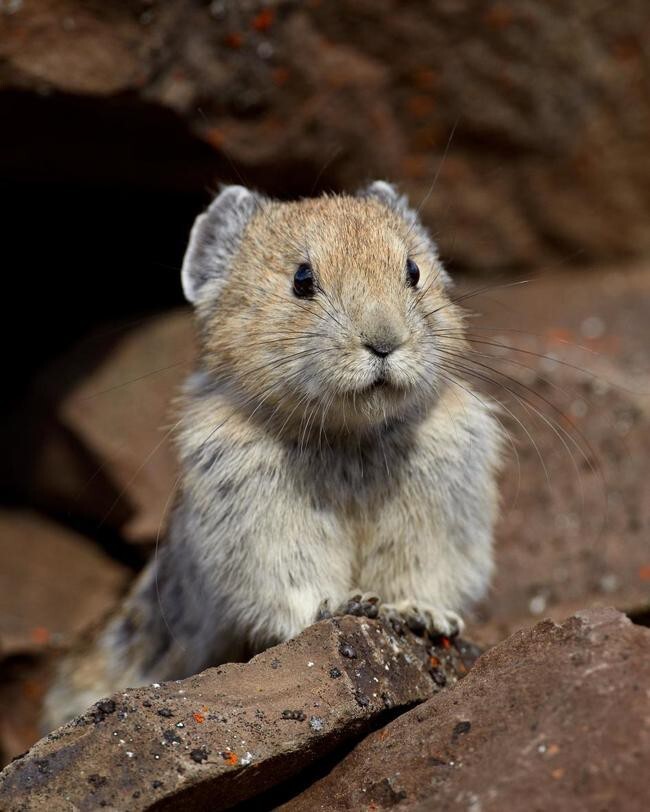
[181,185,262,304]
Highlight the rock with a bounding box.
[463,264,650,643]
[2,2,650,270]
[0,510,130,656]
[0,653,53,770]
[0,511,130,765]
[0,617,476,811]
[280,608,650,811]
[11,310,194,544]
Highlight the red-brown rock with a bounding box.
[465,264,650,643]
[281,608,650,811]
[14,310,194,544]
[0,510,130,656]
[2,2,650,270]
[0,617,475,811]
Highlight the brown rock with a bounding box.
[16,310,194,544]
[462,264,650,643]
[3,2,650,269]
[0,510,130,656]
[0,617,475,811]
[0,511,130,765]
[281,608,650,812]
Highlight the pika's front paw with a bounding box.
[317,592,380,621]
[379,601,464,638]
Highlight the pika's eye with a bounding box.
[293,263,315,298]
[406,258,420,288]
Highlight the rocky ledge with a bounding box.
[0,615,476,811]
[1,608,648,811]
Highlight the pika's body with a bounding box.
[44,183,502,729]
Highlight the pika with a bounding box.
[43,182,502,730]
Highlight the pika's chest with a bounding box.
[294,441,410,518]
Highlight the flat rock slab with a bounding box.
[282,608,650,812]
[467,265,650,643]
[0,617,476,811]
[0,510,130,656]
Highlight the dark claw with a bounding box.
[345,600,363,616]
[406,613,427,635]
[361,602,378,619]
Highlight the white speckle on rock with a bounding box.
[126,751,135,758]
[599,574,619,593]
[580,316,605,340]
[309,716,324,732]
[529,594,547,615]
[307,661,314,667]
[570,399,588,418]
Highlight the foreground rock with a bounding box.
[3,2,650,270]
[0,617,475,811]
[282,608,650,811]
[0,510,130,766]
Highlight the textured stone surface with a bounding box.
[281,608,650,811]
[13,310,194,544]
[0,616,476,810]
[0,510,129,656]
[0,510,130,766]
[2,1,650,270]
[465,264,650,642]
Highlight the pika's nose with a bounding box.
[364,340,399,358]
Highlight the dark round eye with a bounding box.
[406,258,420,288]
[293,263,315,297]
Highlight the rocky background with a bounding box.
[1,1,649,808]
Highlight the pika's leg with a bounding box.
[358,394,501,639]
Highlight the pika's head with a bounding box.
[182,182,467,435]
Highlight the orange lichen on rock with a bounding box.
[30,627,50,645]
[252,9,274,31]
[224,32,243,49]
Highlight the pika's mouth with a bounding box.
[360,373,402,396]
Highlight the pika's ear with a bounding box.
[357,180,422,228]
[358,180,402,208]
[181,185,262,304]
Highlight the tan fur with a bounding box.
[43,185,502,731]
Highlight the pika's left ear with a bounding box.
[181,185,263,304]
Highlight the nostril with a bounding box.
[364,342,395,358]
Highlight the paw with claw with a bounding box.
[317,592,380,621]
[379,601,464,638]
